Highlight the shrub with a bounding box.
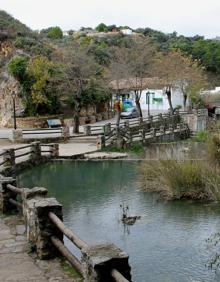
[139,160,220,202]
[207,133,220,166]
[8,56,29,81]
[47,27,63,39]
[193,130,208,142]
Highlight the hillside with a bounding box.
[0,10,32,38]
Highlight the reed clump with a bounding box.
[139,160,220,202]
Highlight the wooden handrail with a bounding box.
[15,151,33,159]
[0,151,7,157]
[6,184,22,194]
[22,127,63,131]
[48,212,88,250]
[13,145,32,151]
[51,236,83,275]
[111,269,129,282]
[9,198,22,209]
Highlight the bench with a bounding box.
[47,119,62,128]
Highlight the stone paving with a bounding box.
[0,215,79,282]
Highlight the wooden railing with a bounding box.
[0,142,59,170]
[84,112,181,139]
[1,181,131,282]
[22,127,63,136]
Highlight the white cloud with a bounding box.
[1,0,220,37]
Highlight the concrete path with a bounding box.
[0,215,79,282]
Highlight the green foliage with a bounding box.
[207,133,220,166]
[8,56,29,81]
[47,26,63,39]
[95,23,108,32]
[139,160,220,202]
[103,142,145,155]
[14,36,53,57]
[40,26,63,39]
[193,131,208,142]
[27,56,61,113]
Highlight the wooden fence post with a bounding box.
[140,129,145,143]
[81,243,131,281]
[0,177,17,213]
[150,128,156,138]
[62,126,70,139]
[3,149,15,169]
[25,197,63,259]
[84,125,91,136]
[103,123,111,135]
[97,135,105,150]
[51,143,59,158]
[31,141,41,160]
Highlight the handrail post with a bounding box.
[3,149,15,170]
[84,125,91,136]
[150,128,156,138]
[103,123,111,136]
[62,126,70,139]
[81,243,132,281]
[31,141,41,160]
[139,129,145,144]
[0,177,17,213]
[139,117,143,125]
[97,135,105,150]
[51,143,59,158]
[25,196,63,259]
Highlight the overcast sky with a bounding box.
[1,0,220,38]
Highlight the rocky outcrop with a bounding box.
[0,70,23,127]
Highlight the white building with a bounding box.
[128,88,184,111]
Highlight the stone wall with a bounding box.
[182,109,208,133]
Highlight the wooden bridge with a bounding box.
[83,112,190,148]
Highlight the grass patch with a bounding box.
[193,130,209,142]
[60,259,83,281]
[139,160,220,202]
[103,142,145,155]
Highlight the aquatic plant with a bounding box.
[139,160,220,202]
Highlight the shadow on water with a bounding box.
[18,160,220,282]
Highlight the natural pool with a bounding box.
[18,161,220,282]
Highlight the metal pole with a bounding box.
[147,92,150,116]
[13,97,17,130]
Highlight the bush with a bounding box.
[47,27,63,39]
[139,160,220,202]
[207,133,220,166]
[8,56,29,81]
[193,130,208,142]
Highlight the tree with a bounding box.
[126,39,158,117]
[155,50,207,113]
[63,44,104,133]
[41,26,63,39]
[95,23,108,32]
[108,47,130,128]
[8,55,62,115]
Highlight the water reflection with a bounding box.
[18,161,220,282]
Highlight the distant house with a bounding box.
[121,28,133,35]
[110,77,185,111]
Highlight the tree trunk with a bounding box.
[73,106,80,133]
[135,98,142,118]
[134,91,142,118]
[116,94,121,129]
[166,87,174,114]
[183,94,187,110]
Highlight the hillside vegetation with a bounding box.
[0,10,32,38]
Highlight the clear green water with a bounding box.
[18,161,220,282]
